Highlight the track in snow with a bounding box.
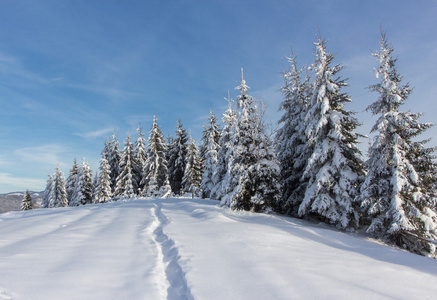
[150,201,193,300]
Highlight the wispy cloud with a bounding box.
[0,51,58,86]
[0,172,46,192]
[74,128,114,139]
[0,52,17,64]
[14,144,67,167]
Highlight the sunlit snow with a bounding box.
[0,197,436,300]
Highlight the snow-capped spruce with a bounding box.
[135,123,148,191]
[224,69,282,212]
[211,95,236,201]
[65,158,78,205]
[21,190,34,211]
[358,30,437,256]
[182,133,203,196]
[41,172,53,208]
[73,159,94,206]
[200,109,221,199]
[167,119,188,195]
[95,157,113,203]
[276,50,312,214]
[48,165,68,208]
[115,134,139,198]
[142,116,171,197]
[408,139,437,205]
[298,36,365,229]
[106,132,122,192]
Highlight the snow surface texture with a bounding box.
[0,198,436,300]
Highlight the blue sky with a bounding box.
[0,0,436,193]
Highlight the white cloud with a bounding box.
[14,144,67,167]
[74,128,114,139]
[0,172,46,192]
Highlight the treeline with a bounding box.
[34,30,437,258]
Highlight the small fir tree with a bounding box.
[182,133,203,196]
[48,165,68,208]
[200,109,221,198]
[73,159,94,206]
[65,158,78,205]
[95,157,113,203]
[41,172,53,208]
[21,190,34,211]
[167,119,188,195]
[142,116,171,197]
[115,134,139,198]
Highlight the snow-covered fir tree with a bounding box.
[41,172,53,208]
[200,109,221,198]
[135,123,148,191]
[92,172,99,198]
[21,190,34,211]
[167,119,188,195]
[198,123,208,174]
[275,51,312,214]
[48,165,68,208]
[358,30,437,256]
[182,133,203,196]
[65,158,79,206]
[95,157,113,203]
[115,134,139,198]
[72,159,94,206]
[142,116,171,197]
[211,95,236,200]
[106,133,122,192]
[297,37,365,229]
[223,70,282,212]
[408,139,437,206]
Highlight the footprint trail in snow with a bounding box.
[150,201,193,300]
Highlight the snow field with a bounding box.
[1,197,436,300]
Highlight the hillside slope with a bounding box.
[0,198,436,300]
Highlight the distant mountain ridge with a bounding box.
[0,191,42,213]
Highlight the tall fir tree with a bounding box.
[107,132,122,193]
[73,159,94,206]
[135,123,148,191]
[21,190,34,211]
[167,119,188,195]
[223,70,282,212]
[276,51,312,215]
[95,157,113,203]
[142,116,171,197]
[48,165,68,208]
[115,134,139,198]
[200,109,221,198]
[358,30,437,256]
[182,133,203,196]
[297,37,365,229]
[211,95,236,200]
